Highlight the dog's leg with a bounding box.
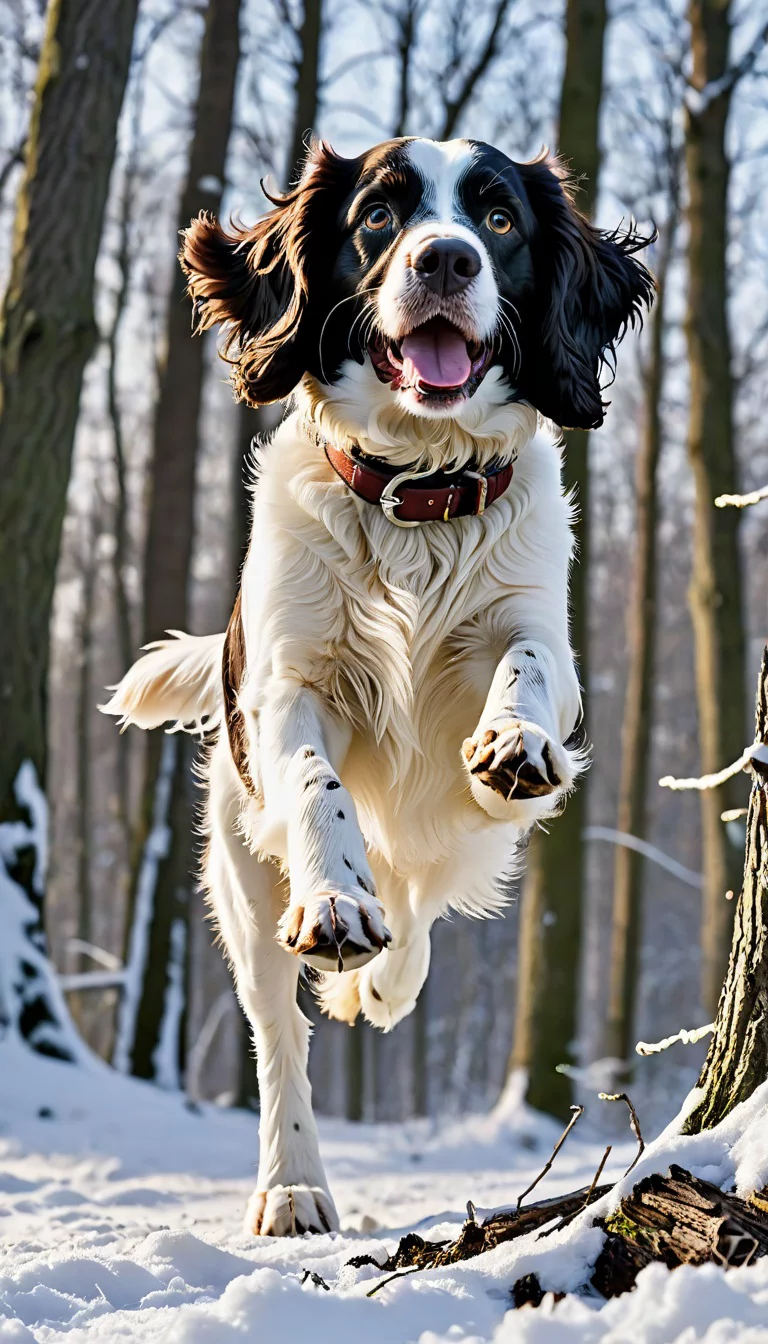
[462,641,584,823]
[317,867,428,1030]
[253,680,391,971]
[356,870,431,1030]
[205,739,338,1237]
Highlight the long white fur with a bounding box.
[104,138,584,1237]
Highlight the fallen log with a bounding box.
[350,1181,614,1284]
[514,1165,768,1305]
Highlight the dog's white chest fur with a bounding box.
[240,410,575,868]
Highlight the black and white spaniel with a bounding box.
[106,137,653,1237]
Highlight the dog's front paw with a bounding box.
[463,719,572,813]
[277,890,392,972]
[246,1184,339,1237]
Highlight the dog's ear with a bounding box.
[516,154,655,431]
[181,141,358,405]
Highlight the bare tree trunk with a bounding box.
[605,207,677,1068]
[683,645,768,1133]
[285,0,323,182]
[70,514,98,1035]
[106,127,142,836]
[0,0,139,1049]
[391,0,418,137]
[684,0,747,1017]
[509,836,544,1077]
[512,0,606,1118]
[412,980,428,1116]
[124,0,242,1081]
[347,1022,365,1122]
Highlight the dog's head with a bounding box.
[182,137,654,432]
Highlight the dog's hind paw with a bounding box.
[246,1184,339,1237]
[277,891,392,972]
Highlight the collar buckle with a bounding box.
[379,466,439,528]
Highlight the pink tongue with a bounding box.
[400,325,471,389]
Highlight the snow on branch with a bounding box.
[659,742,768,791]
[636,1022,715,1057]
[715,483,768,509]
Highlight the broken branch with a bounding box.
[598,1091,645,1174]
[516,1105,584,1209]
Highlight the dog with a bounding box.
[105,136,653,1236]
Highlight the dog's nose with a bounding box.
[410,237,482,297]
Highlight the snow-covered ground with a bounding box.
[2,1042,768,1343]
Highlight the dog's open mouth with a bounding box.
[368,317,492,403]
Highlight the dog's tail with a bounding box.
[101,630,225,734]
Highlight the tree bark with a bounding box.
[0,0,139,1045]
[684,0,747,1016]
[124,0,242,1081]
[605,207,677,1068]
[683,645,768,1134]
[512,0,606,1118]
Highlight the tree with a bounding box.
[285,0,322,181]
[0,0,140,1050]
[605,77,683,1069]
[511,0,607,1118]
[683,643,768,1132]
[119,0,243,1082]
[604,226,676,1070]
[684,0,751,1016]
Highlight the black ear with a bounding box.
[516,154,655,430]
[180,141,358,405]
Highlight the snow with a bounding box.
[1,1042,768,1343]
[0,764,85,1065]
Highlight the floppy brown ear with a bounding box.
[180,142,358,405]
[517,154,656,430]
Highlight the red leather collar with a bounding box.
[317,431,515,528]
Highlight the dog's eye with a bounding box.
[364,205,392,232]
[486,209,513,235]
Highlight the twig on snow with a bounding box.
[516,1105,584,1210]
[366,1264,424,1298]
[583,1145,612,1210]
